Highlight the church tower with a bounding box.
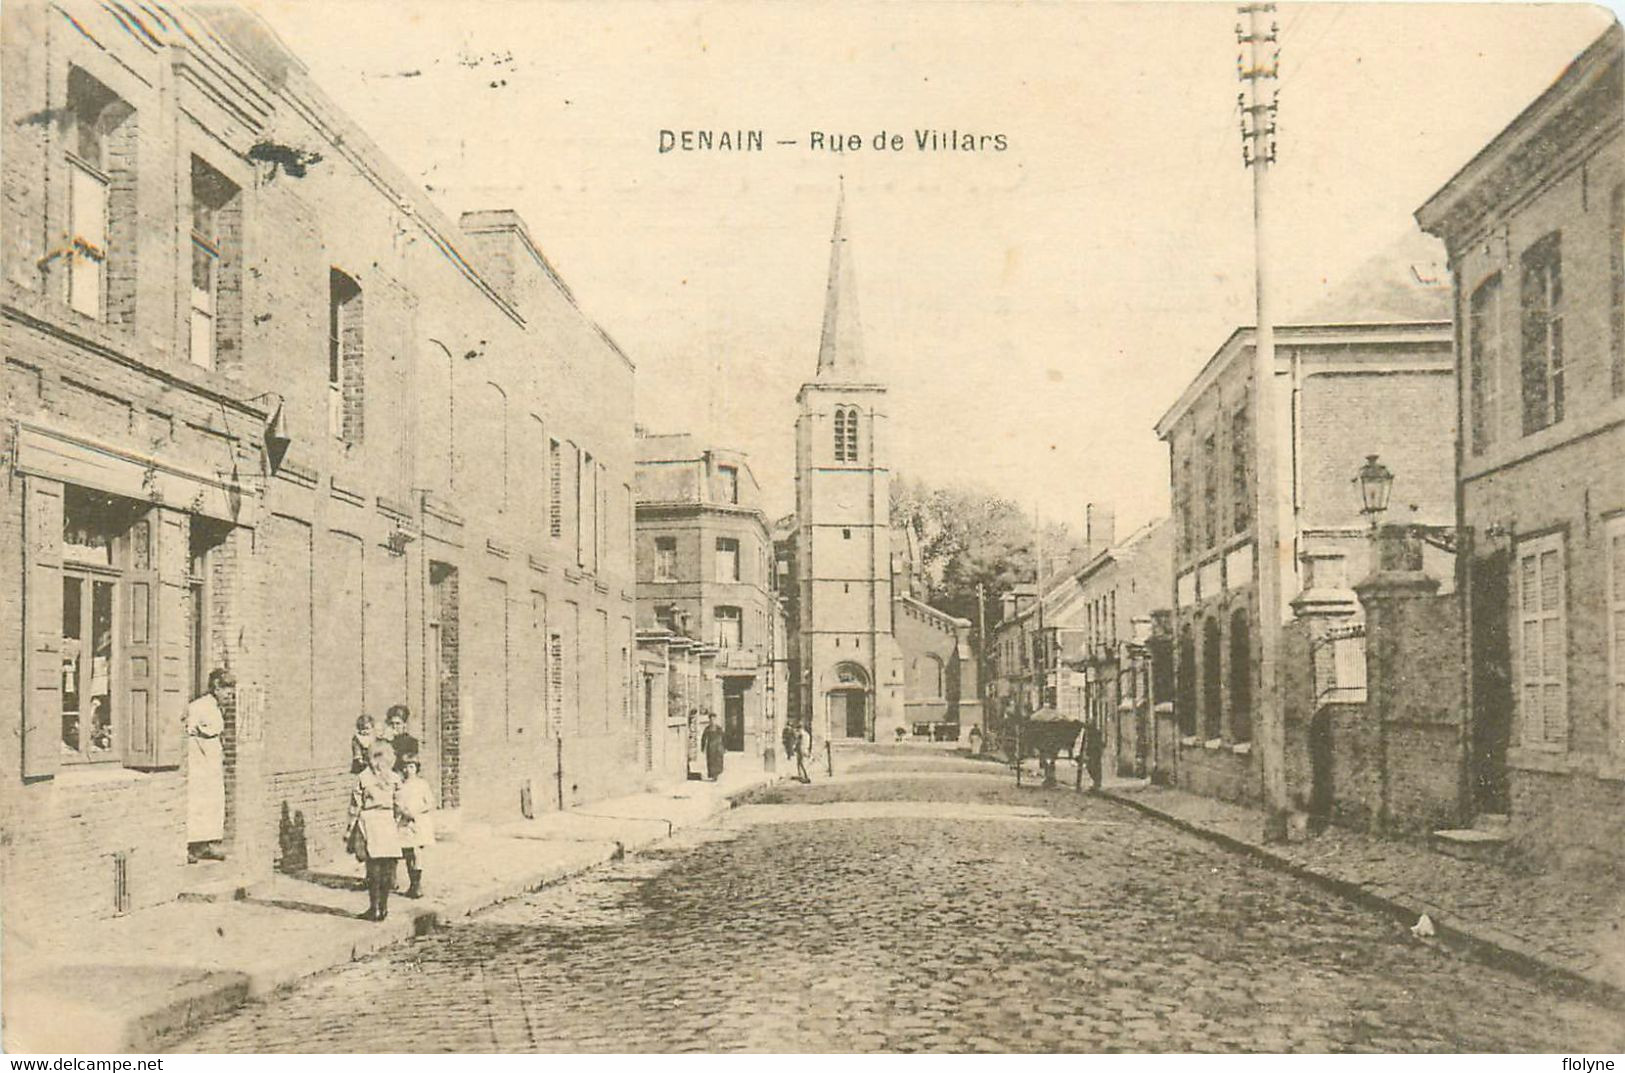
[794,190,904,742]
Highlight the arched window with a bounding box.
[1176,623,1196,736]
[833,409,848,460]
[1202,615,1222,739]
[923,653,945,698]
[844,407,859,460]
[485,382,508,515]
[833,407,859,462]
[1229,608,1252,743]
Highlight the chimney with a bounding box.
[458,209,570,312]
[1085,503,1116,560]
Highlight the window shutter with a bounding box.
[22,478,64,779]
[1516,536,1566,750]
[1520,259,1548,435]
[123,513,159,765]
[151,510,188,767]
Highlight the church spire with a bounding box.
[815,180,867,381]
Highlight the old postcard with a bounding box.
[0,0,1621,1056]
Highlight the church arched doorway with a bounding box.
[826,662,871,740]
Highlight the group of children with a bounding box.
[346,706,435,922]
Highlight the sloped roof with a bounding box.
[1289,228,1452,324]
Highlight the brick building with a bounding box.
[635,432,782,766]
[1417,23,1625,868]
[1,1,641,928]
[1154,320,1455,805]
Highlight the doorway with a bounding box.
[430,561,460,809]
[1470,549,1512,815]
[723,682,746,752]
[831,689,867,739]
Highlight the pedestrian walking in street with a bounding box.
[795,721,813,783]
[185,669,232,863]
[700,712,725,781]
[394,752,435,899]
[1084,717,1104,792]
[350,714,376,775]
[384,704,418,775]
[347,740,403,921]
[783,719,798,761]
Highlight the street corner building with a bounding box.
[633,433,790,775]
[778,194,979,746]
[0,1,643,931]
[1417,23,1625,871]
[1154,312,1458,822]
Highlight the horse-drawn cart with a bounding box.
[1005,710,1087,788]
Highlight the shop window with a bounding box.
[59,488,145,763]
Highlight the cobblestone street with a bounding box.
[175,748,1625,1053]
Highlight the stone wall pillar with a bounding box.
[1354,524,1461,831]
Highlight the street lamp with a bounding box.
[1354,454,1394,528]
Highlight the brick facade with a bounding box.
[1418,23,1625,869]
[1,1,642,929]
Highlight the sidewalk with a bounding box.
[2,766,778,1053]
[1098,782,1625,1006]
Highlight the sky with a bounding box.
[251,0,1617,533]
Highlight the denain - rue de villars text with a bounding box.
[658,129,1009,152]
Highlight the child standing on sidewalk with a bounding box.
[395,752,435,899]
[350,714,376,775]
[347,740,403,921]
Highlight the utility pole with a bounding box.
[1034,504,1045,715]
[976,580,989,734]
[1239,3,1289,841]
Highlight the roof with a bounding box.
[815,183,868,383]
[1288,229,1452,324]
[1417,23,1622,242]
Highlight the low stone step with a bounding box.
[1431,825,1512,863]
[1473,812,1511,831]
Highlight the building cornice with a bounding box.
[1416,24,1622,247]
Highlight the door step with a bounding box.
[1431,818,1512,862]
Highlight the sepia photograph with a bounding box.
[0,0,1622,1056]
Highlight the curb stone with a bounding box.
[1098,787,1624,1011]
[123,774,780,1052]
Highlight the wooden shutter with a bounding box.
[123,511,159,765]
[1608,517,1625,758]
[1516,534,1566,749]
[22,477,64,779]
[131,508,187,768]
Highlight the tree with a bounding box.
[891,476,1083,634]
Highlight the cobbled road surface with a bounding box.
[176,747,1625,1053]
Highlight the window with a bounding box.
[58,488,152,764]
[1178,450,1195,557]
[1201,616,1222,739]
[1230,406,1251,532]
[1469,273,1504,454]
[1612,185,1623,397]
[1176,624,1196,736]
[654,537,677,581]
[1520,233,1564,435]
[1229,608,1251,743]
[1608,515,1625,757]
[1516,532,1566,749]
[547,632,564,737]
[486,383,508,514]
[329,270,363,442]
[188,157,238,369]
[833,407,859,462]
[65,68,134,322]
[549,439,562,538]
[716,538,740,583]
[714,606,743,649]
[718,464,739,504]
[1202,432,1218,549]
